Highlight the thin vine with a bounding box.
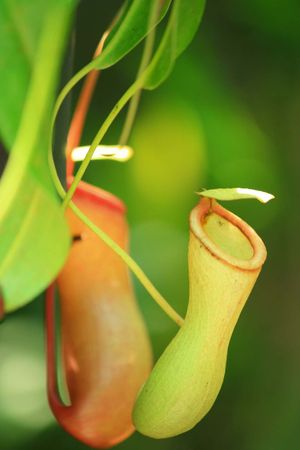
[118,2,158,145]
[49,1,184,327]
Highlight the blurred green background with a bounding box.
[0,0,299,449]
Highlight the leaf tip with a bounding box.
[236,188,275,203]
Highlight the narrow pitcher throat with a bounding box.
[190,198,267,271]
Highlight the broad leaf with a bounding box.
[0,0,59,149]
[0,1,76,312]
[198,188,275,204]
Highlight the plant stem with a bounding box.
[50,161,183,326]
[63,0,163,207]
[62,77,143,209]
[118,3,158,145]
[71,202,184,327]
[48,0,184,327]
[66,31,109,177]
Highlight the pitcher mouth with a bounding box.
[190,198,267,271]
[66,177,125,214]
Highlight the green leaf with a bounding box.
[98,0,172,69]
[143,0,206,89]
[0,0,60,149]
[198,188,275,204]
[0,174,70,311]
[0,1,76,312]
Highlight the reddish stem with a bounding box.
[66,31,109,178]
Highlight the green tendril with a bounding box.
[48,0,184,327]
